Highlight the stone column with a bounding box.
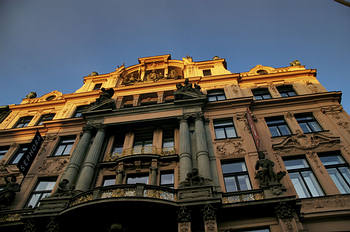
[195,113,211,180]
[150,159,158,185]
[116,162,124,184]
[177,206,191,232]
[179,116,192,184]
[202,204,218,232]
[60,125,93,188]
[75,125,106,192]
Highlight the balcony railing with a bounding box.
[70,184,177,207]
[108,146,176,161]
[222,189,264,204]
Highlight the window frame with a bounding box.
[213,119,238,140]
[277,85,297,98]
[207,89,226,102]
[133,132,153,154]
[73,105,89,118]
[265,116,291,137]
[160,171,174,188]
[26,178,57,208]
[36,113,55,126]
[221,160,252,192]
[126,173,149,184]
[295,113,323,134]
[202,69,212,76]
[9,144,29,165]
[102,176,116,187]
[93,83,102,90]
[252,88,272,100]
[13,116,33,128]
[284,157,324,198]
[319,152,350,194]
[0,146,9,161]
[51,136,76,157]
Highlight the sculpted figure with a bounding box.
[0,176,20,206]
[25,92,37,99]
[184,168,204,186]
[52,179,71,197]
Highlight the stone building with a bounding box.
[0,54,349,232]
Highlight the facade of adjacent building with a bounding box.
[0,54,350,232]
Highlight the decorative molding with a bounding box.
[202,204,216,221]
[38,158,68,175]
[275,202,295,219]
[216,140,245,157]
[177,206,191,222]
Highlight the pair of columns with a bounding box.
[179,113,211,184]
[61,124,106,192]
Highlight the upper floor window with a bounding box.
[26,179,56,208]
[202,69,212,76]
[73,105,89,118]
[284,157,324,198]
[122,96,133,108]
[9,145,28,164]
[160,171,174,188]
[207,89,226,102]
[112,134,125,156]
[140,93,158,106]
[164,90,175,103]
[0,146,9,160]
[133,133,153,154]
[127,173,149,184]
[295,113,322,133]
[14,116,33,128]
[213,119,237,139]
[102,176,116,187]
[162,129,175,153]
[319,153,350,194]
[277,85,297,97]
[252,88,271,100]
[37,113,55,126]
[93,83,102,90]
[265,116,291,137]
[221,161,251,192]
[52,136,76,156]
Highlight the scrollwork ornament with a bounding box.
[275,202,295,219]
[177,206,191,222]
[202,204,216,221]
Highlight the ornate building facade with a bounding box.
[0,54,350,232]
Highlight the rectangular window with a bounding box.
[126,174,149,184]
[122,96,133,108]
[133,133,153,154]
[202,69,212,76]
[112,134,124,156]
[93,83,102,90]
[284,158,324,198]
[295,113,322,133]
[162,129,175,153]
[52,136,76,156]
[9,145,28,164]
[277,85,297,97]
[207,89,226,102]
[221,161,251,192]
[102,176,116,186]
[252,88,272,100]
[26,179,56,208]
[14,116,33,128]
[160,172,174,188]
[73,105,88,118]
[214,119,237,139]
[319,153,350,194]
[140,93,158,106]
[37,113,55,126]
[0,146,9,160]
[265,116,291,137]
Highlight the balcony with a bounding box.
[70,184,177,207]
[222,189,264,204]
[108,146,176,161]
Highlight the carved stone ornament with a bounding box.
[46,217,60,232]
[272,131,340,151]
[25,92,37,99]
[182,168,205,187]
[177,206,191,222]
[52,179,73,197]
[38,158,68,175]
[174,79,205,100]
[255,151,286,195]
[202,204,216,221]
[275,202,295,219]
[289,60,301,66]
[87,88,116,111]
[216,140,245,157]
[0,175,20,207]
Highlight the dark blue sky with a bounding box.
[1,0,349,110]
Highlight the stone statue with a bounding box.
[289,60,301,66]
[183,168,204,186]
[0,176,20,207]
[174,79,205,100]
[52,179,71,197]
[88,71,99,76]
[87,87,116,111]
[255,151,286,195]
[25,92,37,99]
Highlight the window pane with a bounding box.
[224,176,237,192]
[279,125,291,136]
[319,155,345,165]
[54,145,65,156]
[309,121,322,132]
[269,126,280,137]
[103,178,116,186]
[215,128,226,139]
[339,167,350,184]
[127,175,148,184]
[238,175,251,191]
[328,168,350,194]
[63,144,73,155]
[27,193,41,208]
[225,127,237,138]
[208,96,217,102]
[299,123,311,133]
[284,159,308,170]
[217,95,226,101]
[222,162,246,173]
[301,171,324,197]
[289,172,310,198]
[12,152,24,164]
[161,173,174,185]
[36,181,56,191]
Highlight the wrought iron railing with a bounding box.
[222,189,264,204]
[70,184,177,207]
[108,146,176,161]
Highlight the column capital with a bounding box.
[202,204,216,221]
[177,206,191,222]
[83,124,94,132]
[194,112,204,120]
[178,114,191,122]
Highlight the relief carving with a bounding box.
[177,206,191,222]
[306,81,319,93]
[216,140,245,157]
[38,158,68,174]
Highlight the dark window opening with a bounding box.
[93,83,102,90]
[26,178,56,208]
[140,93,158,106]
[277,85,297,97]
[252,88,271,100]
[52,136,76,156]
[37,113,55,126]
[203,69,212,76]
[265,116,291,137]
[221,161,251,192]
[214,119,237,139]
[102,176,116,186]
[207,89,226,102]
[73,105,89,118]
[9,145,28,164]
[295,113,322,133]
[14,116,33,128]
